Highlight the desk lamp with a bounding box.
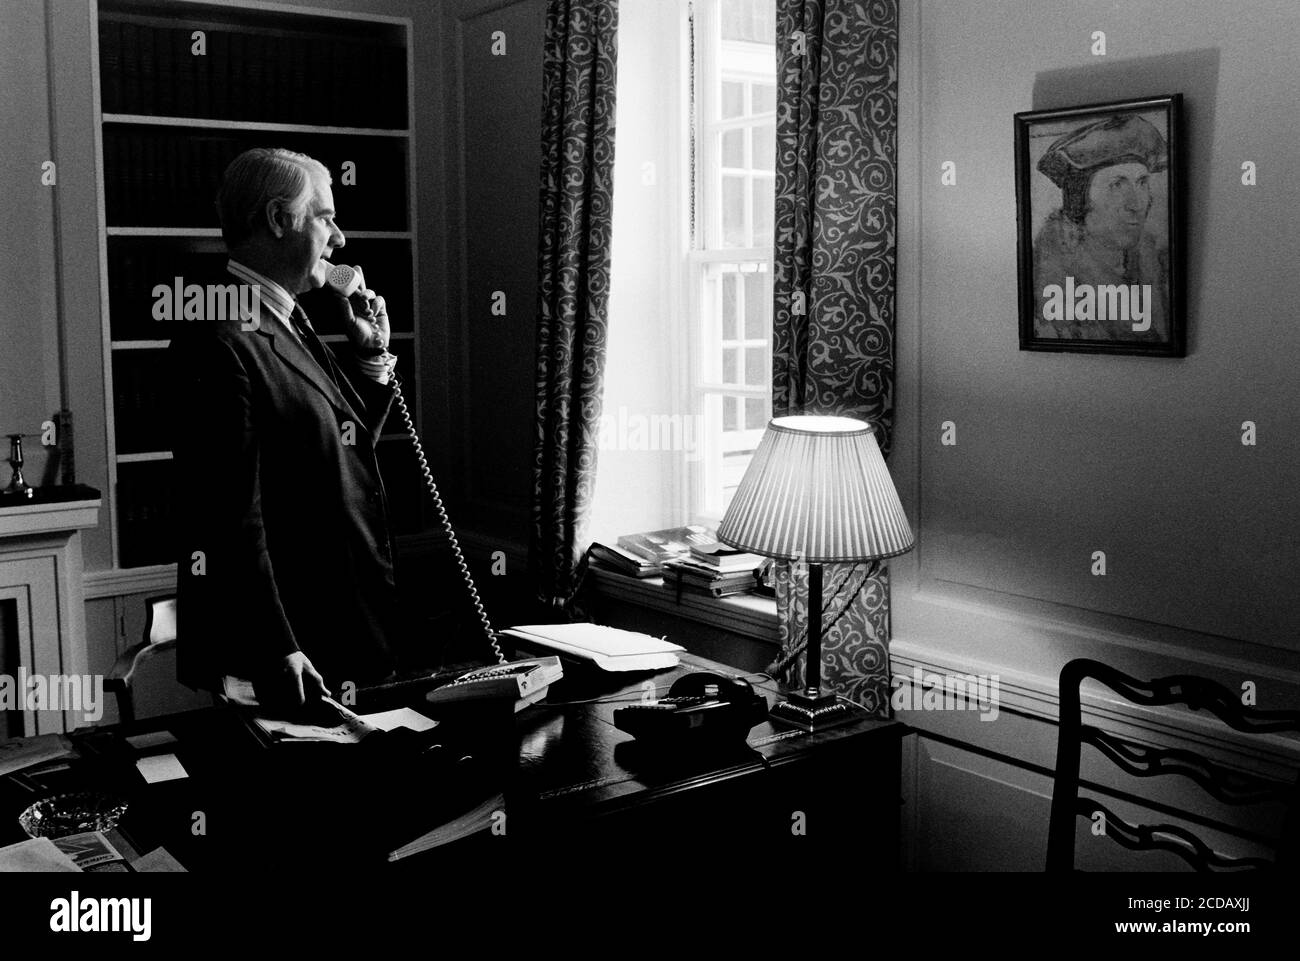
[717,416,914,731]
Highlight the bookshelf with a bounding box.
[93,0,421,571]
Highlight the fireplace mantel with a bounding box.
[0,486,102,736]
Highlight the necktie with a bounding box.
[290,303,340,388]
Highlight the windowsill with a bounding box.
[585,564,779,643]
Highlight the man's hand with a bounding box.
[254,651,331,714]
[336,285,390,356]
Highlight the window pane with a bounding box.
[751,176,773,245]
[722,348,739,385]
[743,271,767,338]
[722,273,738,340]
[721,175,746,246]
[744,346,766,386]
[745,397,768,430]
[723,395,738,431]
[721,81,744,119]
[721,0,776,43]
[722,448,758,509]
[752,124,775,170]
[721,129,744,168]
[752,82,776,115]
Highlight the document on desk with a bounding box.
[0,733,75,778]
[220,680,440,741]
[0,837,81,872]
[132,846,187,873]
[52,831,126,870]
[358,707,438,733]
[136,753,188,784]
[503,623,684,671]
[221,679,382,743]
[250,706,379,744]
[388,791,505,862]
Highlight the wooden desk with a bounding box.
[504,652,902,861]
[2,653,902,870]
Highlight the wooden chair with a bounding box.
[1048,658,1300,872]
[104,594,211,723]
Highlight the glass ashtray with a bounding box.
[18,792,129,839]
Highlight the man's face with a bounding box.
[1084,162,1152,250]
[284,176,345,294]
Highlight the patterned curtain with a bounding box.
[530,0,620,609]
[771,0,899,715]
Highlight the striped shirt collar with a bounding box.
[227,259,296,332]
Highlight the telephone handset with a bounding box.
[323,263,507,668]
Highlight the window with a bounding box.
[689,0,776,521]
[591,0,776,543]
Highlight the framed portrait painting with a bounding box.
[1014,95,1185,356]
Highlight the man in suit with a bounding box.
[171,147,402,710]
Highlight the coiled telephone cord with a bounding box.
[390,375,506,665]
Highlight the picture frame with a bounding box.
[1014,95,1185,356]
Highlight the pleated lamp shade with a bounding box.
[717,415,915,564]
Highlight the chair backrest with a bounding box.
[130,593,210,722]
[1048,658,1300,872]
[145,594,178,646]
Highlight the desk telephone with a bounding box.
[614,673,768,743]
[327,267,765,730]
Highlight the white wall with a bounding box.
[1,0,68,487]
[892,0,1300,685]
[889,0,1300,870]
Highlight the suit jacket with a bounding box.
[170,274,401,691]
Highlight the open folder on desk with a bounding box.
[502,624,684,671]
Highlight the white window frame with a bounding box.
[686,0,776,525]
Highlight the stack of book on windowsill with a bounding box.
[661,540,764,599]
[617,525,715,564]
[587,542,661,578]
[588,524,716,577]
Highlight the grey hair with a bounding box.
[215,147,331,246]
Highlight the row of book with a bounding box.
[102,129,410,230]
[589,525,766,598]
[108,240,414,340]
[112,350,174,456]
[115,460,176,569]
[99,18,408,129]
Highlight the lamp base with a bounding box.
[769,690,863,733]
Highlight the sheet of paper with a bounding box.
[0,837,81,873]
[52,831,125,870]
[132,847,187,873]
[221,676,259,707]
[126,730,178,752]
[0,734,75,778]
[504,625,682,671]
[358,708,438,733]
[507,623,685,655]
[136,753,188,784]
[223,682,381,743]
[252,714,375,743]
